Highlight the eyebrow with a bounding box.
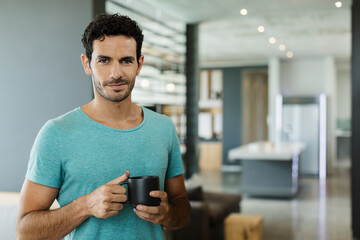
[96,55,135,62]
[120,56,135,62]
[96,55,111,60]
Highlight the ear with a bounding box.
[81,54,92,76]
[136,55,144,76]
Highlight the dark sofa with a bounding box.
[168,186,242,240]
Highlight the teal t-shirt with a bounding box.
[26,106,184,240]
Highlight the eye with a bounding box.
[98,59,109,64]
[121,59,133,65]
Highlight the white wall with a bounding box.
[280,58,326,95]
[0,0,93,191]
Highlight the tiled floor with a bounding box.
[200,159,352,240]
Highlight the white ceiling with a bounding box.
[112,0,352,67]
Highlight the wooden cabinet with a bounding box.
[199,141,222,170]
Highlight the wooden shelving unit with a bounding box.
[198,69,224,170]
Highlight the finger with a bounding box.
[108,172,129,185]
[110,194,127,203]
[105,210,120,218]
[136,204,160,214]
[108,203,124,211]
[123,170,130,177]
[134,208,163,225]
[150,191,167,200]
[134,208,153,220]
[110,185,127,194]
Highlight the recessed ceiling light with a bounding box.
[166,83,176,92]
[269,37,276,44]
[240,9,248,15]
[279,44,286,51]
[258,26,265,33]
[286,51,294,58]
[335,1,342,8]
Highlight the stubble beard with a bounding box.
[93,76,135,103]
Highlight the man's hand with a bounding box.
[133,191,171,225]
[133,175,190,230]
[85,172,129,219]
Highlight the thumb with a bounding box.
[108,171,130,185]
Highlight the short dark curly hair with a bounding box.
[82,13,144,64]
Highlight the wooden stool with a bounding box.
[225,213,263,240]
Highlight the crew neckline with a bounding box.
[77,106,146,132]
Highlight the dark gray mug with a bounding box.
[120,176,161,208]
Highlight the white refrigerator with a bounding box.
[282,103,320,176]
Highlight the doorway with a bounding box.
[242,70,269,144]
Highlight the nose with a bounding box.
[110,62,124,80]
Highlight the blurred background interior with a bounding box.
[0,0,358,239]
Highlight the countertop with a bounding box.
[0,192,20,205]
[0,192,59,209]
[228,141,306,161]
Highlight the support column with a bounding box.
[184,24,200,179]
[352,1,360,239]
[93,0,105,17]
[323,56,337,175]
[268,57,280,143]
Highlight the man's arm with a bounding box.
[16,173,129,240]
[16,179,88,240]
[134,174,191,230]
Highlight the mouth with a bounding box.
[107,83,127,90]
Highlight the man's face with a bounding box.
[81,35,144,102]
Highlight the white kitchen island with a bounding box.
[228,141,306,197]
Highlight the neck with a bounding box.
[93,94,134,119]
[81,94,143,129]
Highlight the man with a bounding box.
[16,13,191,240]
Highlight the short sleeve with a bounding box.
[26,120,63,188]
[165,119,184,179]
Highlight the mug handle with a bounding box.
[119,180,129,204]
